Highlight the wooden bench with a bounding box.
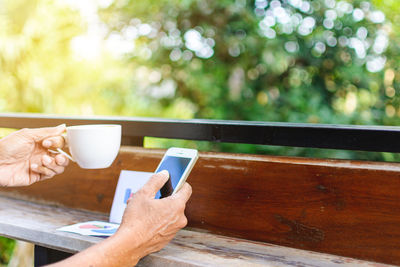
[0,113,399,266]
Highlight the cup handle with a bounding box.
[62,132,68,147]
[48,148,75,162]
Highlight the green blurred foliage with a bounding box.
[0,0,196,118]
[103,0,388,121]
[0,0,400,161]
[0,237,15,266]
[102,0,400,160]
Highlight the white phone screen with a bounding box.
[155,155,192,199]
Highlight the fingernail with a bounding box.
[43,140,52,147]
[57,156,65,164]
[43,155,52,164]
[31,163,38,169]
[158,170,169,176]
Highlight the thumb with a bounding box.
[29,124,66,142]
[140,170,170,198]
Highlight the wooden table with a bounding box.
[0,196,391,267]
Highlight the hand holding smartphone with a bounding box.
[155,147,198,199]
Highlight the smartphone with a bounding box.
[155,147,198,199]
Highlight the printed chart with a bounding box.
[57,221,119,237]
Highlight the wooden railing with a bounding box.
[1,112,400,152]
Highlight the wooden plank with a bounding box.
[0,147,400,264]
[0,196,389,267]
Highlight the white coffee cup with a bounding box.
[56,124,121,169]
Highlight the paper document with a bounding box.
[109,170,153,224]
[57,221,119,237]
[57,170,153,237]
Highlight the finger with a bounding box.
[42,136,65,149]
[140,170,169,198]
[42,155,65,175]
[30,124,66,142]
[28,171,41,185]
[170,182,192,203]
[30,163,56,180]
[55,154,69,167]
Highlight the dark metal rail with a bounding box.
[0,112,400,152]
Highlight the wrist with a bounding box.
[0,138,7,164]
[56,232,143,267]
[107,229,142,266]
[0,133,18,165]
[0,139,12,186]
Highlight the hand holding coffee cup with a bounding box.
[51,124,121,169]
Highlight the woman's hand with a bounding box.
[0,125,69,186]
[114,170,192,265]
[49,170,192,267]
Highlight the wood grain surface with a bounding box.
[1,146,400,265]
[1,196,389,267]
